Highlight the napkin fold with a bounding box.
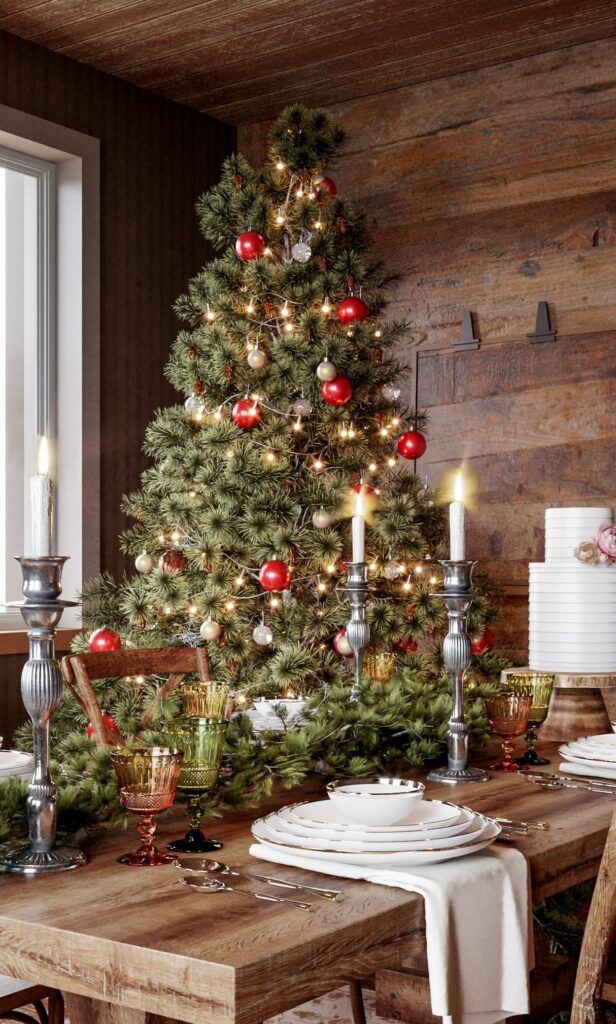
[559,760,616,781]
[249,842,532,1024]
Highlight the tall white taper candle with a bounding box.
[449,471,465,561]
[352,487,365,563]
[30,437,53,556]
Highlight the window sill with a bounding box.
[0,628,79,656]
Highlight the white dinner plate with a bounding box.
[266,810,487,851]
[575,734,616,747]
[288,798,465,834]
[283,801,473,841]
[558,749,616,776]
[0,751,34,775]
[251,818,501,867]
[565,740,616,762]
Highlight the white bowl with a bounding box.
[326,777,425,827]
[252,698,306,721]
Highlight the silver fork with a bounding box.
[494,816,550,831]
[175,857,343,901]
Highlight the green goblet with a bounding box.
[509,673,555,767]
[166,716,228,853]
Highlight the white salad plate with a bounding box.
[266,810,487,851]
[284,800,473,841]
[251,816,501,867]
[287,798,465,834]
[564,740,616,762]
[0,750,34,775]
[558,749,616,776]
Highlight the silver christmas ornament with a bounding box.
[383,560,404,580]
[252,623,273,646]
[316,359,337,382]
[282,589,297,607]
[293,396,313,417]
[247,347,268,370]
[135,551,154,574]
[291,240,312,262]
[200,618,221,641]
[312,507,332,529]
[185,395,204,414]
[381,383,401,402]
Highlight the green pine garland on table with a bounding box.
[1,104,511,842]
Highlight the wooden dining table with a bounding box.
[0,742,611,1024]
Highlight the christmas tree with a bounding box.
[0,105,506,840]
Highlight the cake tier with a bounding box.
[529,653,616,672]
[545,506,613,562]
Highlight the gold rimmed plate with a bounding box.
[287,798,465,834]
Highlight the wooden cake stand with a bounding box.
[500,667,616,743]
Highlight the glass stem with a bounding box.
[525,725,538,753]
[501,738,515,770]
[137,814,157,854]
[187,795,203,833]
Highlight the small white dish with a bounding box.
[252,698,307,721]
[287,799,470,837]
[326,777,424,827]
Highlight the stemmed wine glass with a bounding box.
[484,692,533,773]
[507,673,555,767]
[111,746,183,865]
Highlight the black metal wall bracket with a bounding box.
[527,301,556,343]
[453,310,480,351]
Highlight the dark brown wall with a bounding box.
[0,30,235,739]
[240,36,616,663]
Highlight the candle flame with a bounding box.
[454,471,464,503]
[37,436,50,476]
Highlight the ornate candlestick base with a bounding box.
[427,560,489,785]
[344,563,370,701]
[0,556,87,873]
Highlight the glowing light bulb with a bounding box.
[317,580,327,593]
[214,407,222,421]
[135,675,144,684]
[327,563,336,574]
[369,561,378,571]
[226,449,234,458]
[293,417,302,432]
[245,297,255,314]
[195,411,203,423]
[368,462,378,472]
[281,300,289,317]
[276,158,285,171]
[374,329,382,338]
[171,530,180,543]
[247,338,254,351]
[321,298,331,315]
[158,534,165,543]
[314,219,323,230]
[164,606,172,615]
[380,427,389,437]
[387,457,396,467]
[270,597,280,608]
[403,579,412,592]
[275,208,286,226]
[348,425,356,439]
[266,451,276,463]
[225,599,236,611]
[296,185,303,198]
[263,247,273,256]
[284,321,294,333]
[285,688,295,699]
[415,565,424,575]
[205,304,215,321]
[235,574,245,587]
[189,490,196,498]
[429,575,438,585]
[313,459,324,471]
[340,426,349,439]
[188,605,198,616]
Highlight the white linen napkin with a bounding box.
[249,842,532,1024]
[559,760,616,781]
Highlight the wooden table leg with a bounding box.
[63,994,184,1024]
[349,980,366,1024]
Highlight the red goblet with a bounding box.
[111,747,183,865]
[484,693,533,772]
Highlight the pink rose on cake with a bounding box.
[595,523,616,562]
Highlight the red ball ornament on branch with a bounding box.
[395,637,418,654]
[472,627,495,655]
[352,482,376,496]
[232,398,263,430]
[87,713,121,743]
[259,559,292,592]
[235,231,266,261]
[159,550,188,573]
[312,174,337,200]
[333,628,353,658]
[321,375,353,406]
[397,430,427,460]
[337,296,369,324]
[88,627,122,653]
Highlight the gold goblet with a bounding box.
[111,746,183,866]
[364,652,396,683]
[508,673,555,767]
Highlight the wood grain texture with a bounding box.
[2,1,616,124]
[0,745,609,1024]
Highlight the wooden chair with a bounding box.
[0,980,63,1024]
[61,647,212,747]
[571,802,616,1024]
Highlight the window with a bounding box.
[0,147,56,608]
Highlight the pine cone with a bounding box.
[188,348,197,361]
[224,365,234,383]
[374,347,383,364]
[193,379,204,397]
[234,174,242,189]
[263,300,276,318]
[316,255,327,271]
[406,603,415,619]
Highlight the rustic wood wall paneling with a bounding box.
[240,36,616,661]
[0,29,236,735]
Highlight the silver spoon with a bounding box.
[175,857,342,901]
[180,875,312,910]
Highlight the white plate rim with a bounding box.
[287,798,464,833]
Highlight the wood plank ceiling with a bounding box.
[2,0,616,125]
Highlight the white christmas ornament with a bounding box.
[291,240,312,263]
[312,507,332,529]
[253,623,274,646]
[383,560,404,580]
[135,551,154,574]
[382,383,401,402]
[293,396,313,417]
[200,618,221,641]
[185,396,204,414]
[247,347,268,370]
[316,359,337,382]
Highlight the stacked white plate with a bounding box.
[559,734,616,779]
[0,750,33,784]
[251,798,501,867]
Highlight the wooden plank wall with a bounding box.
[240,36,616,662]
[0,30,235,740]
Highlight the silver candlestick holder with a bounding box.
[344,562,370,701]
[426,560,489,784]
[0,556,87,873]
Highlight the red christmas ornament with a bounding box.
[88,627,122,653]
[397,430,427,460]
[396,637,418,654]
[87,713,121,743]
[232,398,263,430]
[313,175,337,200]
[352,482,376,496]
[333,628,353,658]
[472,627,495,655]
[259,559,292,592]
[158,550,188,573]
[235,231,266,261]
[321,375,353,406]
[337,296,369,324]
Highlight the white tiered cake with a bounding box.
[529,507,616,674]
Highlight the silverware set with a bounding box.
[524,771,616,795]
[494,816,550,837]
[177,856,344,910]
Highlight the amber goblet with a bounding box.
[364,653,396,683]
[111,747,183,866]
[508,674,555,767]
[484,693,533,773]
